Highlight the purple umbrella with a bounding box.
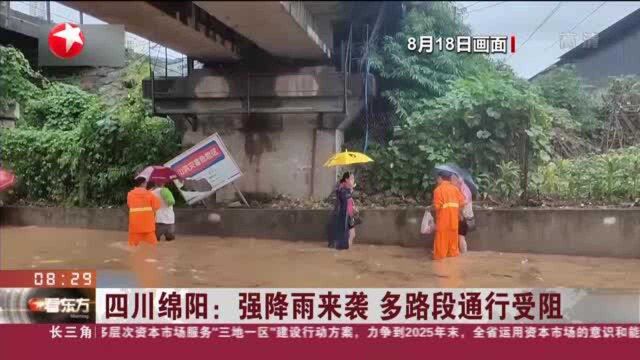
[136,166,180,185]
[0,168,15,192]
[434,163,478,195]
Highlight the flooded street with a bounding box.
[1,226,640,288]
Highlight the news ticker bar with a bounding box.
[1,288,639,324]
[43,324,640,341]
[1,325,638,359]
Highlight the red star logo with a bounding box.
[48,23,85,59]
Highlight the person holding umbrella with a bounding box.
[434,164,477,254]
[432,170,466,260]
[452,173,472,253]
[329,171,359,250]
[0,168,16,207]
[324,150,371,250]
[0,168,16,192]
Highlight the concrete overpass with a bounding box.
[60,1,241,61]
[3,1,377,201]
[61,1,342,63]
[141,66,375,201]
[109,1,367,201]
[194,1,337,61]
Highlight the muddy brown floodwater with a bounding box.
[1,226,640,288]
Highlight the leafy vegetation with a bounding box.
[360,3,640,206]
[370,2,488,118]
[23,83,103,130]
[1,129,80,204]
[0,46,47,108]
[360,2,557,201]
[365,66,553,197]
[0,46,180,206]
[477,161,521,201]
[532,64,600,133]
[530,147,640,202]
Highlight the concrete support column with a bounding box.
[1,1,9,27]
[179,112,347,202]
[311,126,342,199]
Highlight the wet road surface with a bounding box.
[2,226,640,288]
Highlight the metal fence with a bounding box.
[6,1,195,77]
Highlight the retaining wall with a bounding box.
[1,206,639,258]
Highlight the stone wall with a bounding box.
[2,206,639,258]
[42,51,145,107]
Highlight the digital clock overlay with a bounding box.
[0,270,96,288]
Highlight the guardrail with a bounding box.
[143,72,373,98]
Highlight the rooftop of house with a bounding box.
[529,8,640,81]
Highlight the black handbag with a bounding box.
[348,215,362,227]
[465,217,476,232]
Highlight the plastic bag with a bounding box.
[462,202,474,219]
[420,210,435,235]
[462,203,476,232]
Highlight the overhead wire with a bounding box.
[461,1,482,10]
[519,2,564,50]
[507,2,563,62]
[467,1,507,14]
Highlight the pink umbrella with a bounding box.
[136,166,180,185]
[0,168,16,192]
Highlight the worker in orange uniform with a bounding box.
[127,177,161,246]
[432,171,466,260]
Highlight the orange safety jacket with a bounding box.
[433,180,465,231]
[127,187,161,233]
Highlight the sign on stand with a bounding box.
[164,133,247,206]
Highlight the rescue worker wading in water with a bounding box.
[127,177,161,246]
[432,171,466,260]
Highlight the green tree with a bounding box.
[370,2,487,118]
[0,46,180,206]
[366,67,553,197]
[532,64,599,132]
[23,83,104,130]
[0,46,48,108]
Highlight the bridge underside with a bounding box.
[60,1,240,61]
[43,1,369,200]
[194,1,334,61]
[143,69,374,200]
[62,1,343,64]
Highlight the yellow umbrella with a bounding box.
[323,150,374,167]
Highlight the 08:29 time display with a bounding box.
[33,271,95,288]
